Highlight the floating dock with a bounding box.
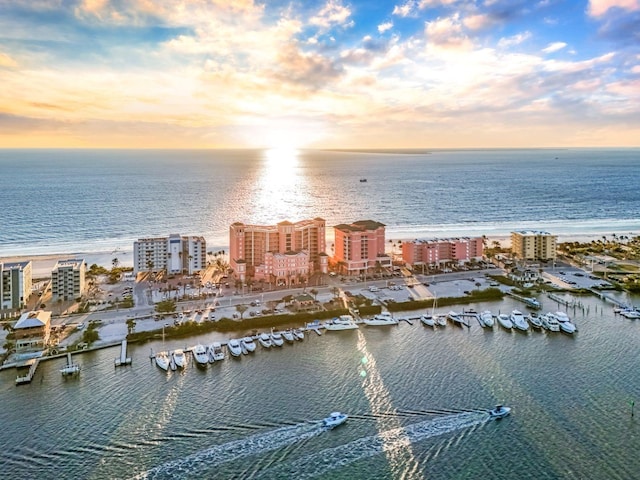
[507,292,541,309]
[115,339,132,367]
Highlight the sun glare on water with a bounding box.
[264,147,299,168]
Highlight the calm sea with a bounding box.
[1,148,640,259]
[1,295,640,479]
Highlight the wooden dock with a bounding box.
[15,358,39,385]
[507,292,541,309]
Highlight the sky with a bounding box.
[0,0,639,149]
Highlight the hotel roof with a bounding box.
[512,230,554,236]
[334,220,386,232]
[53,259,85,269]
[1,260,32,270]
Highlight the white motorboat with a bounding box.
[192,344,209,366]
[528,312,543,329]
[227,339,243,357]
[293,328,305,340]
[208,342,225,362]
[325,315,359,330]
[479,310,494,328]
[524,297,541,309]
[620,308,640,319]
[497,313,513,330]
[489,405,511,419]
[420,314,435,327]
[241,336,256,353]
[447,311,469,328]
[322,412,348,429]
[510,310,529,332]
[553,311,577,334]
[364,312,398,326]
[60,352,81,376]
[258,332,272,348]
[172,349,187,368]
[282,329,295,343]
[155,351,170,371]
[434,314,447,327]
[270,331,284,347]
[540,313,560,332]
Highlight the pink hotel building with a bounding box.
[333,220,391,275]
[401,237,484,268]
[229,219,328,284]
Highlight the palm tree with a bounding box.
[309,288,318,301]
[126,318,136,335]
[330,286,340,301]
[112,257,120,270]
[235,304,248,319]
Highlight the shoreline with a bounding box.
[0,231,634,279]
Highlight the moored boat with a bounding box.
[270,331,284,347]
[540,313,560,332]
[227,339,243,357]
[325,315,359,330]
[208,342,225,362]
[434,314,447,327]
[192,344,209,366]
[420,314,435,327]
[60,352,81,376]
[497,313,513,330]
[528,312,543,329]
[447,311,469,328]
[282,329,295,343]
[322,412,348,429]
[364,312,398,326]
[172,349,187,368]
[258,332,272,348]
[241,336,256,353]
[293,328,305,340]
[155,351,170,371]
[553,311,577,334]
[510,310,529,332]
[479,310,494,328]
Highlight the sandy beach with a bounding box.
[0,250,133,278]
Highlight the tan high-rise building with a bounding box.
[51,259,86,301]
[333,220,391,275]
[511,230,557,261]
[229,218,328,283]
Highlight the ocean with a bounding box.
[2,148,640,479]
[1,148,640,260]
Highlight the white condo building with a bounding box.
[133,234,206,275]
[1,261,33,316]
[51,259,86,301]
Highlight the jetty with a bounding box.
[115,339,132,367]
[15,358,39,385]
[506,291,541,309]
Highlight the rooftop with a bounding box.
[14,310,51,329]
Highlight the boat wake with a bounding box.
[131,422,324,479]
[254,411,488,479]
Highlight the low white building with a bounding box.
[51,259,86,301]
[133,233,206,275]
[1,261,33,316]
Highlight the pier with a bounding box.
[115,339,132,367]
[15,358,39,385]
[506,292,541,309]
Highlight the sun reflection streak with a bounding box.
[356,330,424,479]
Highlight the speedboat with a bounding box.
[282,329,295,343]
[208,342,225,362]
[434,314,447,327]
[293,328,305,340]
[155,351,170,371]
[489,405,511,419]
[524,297,541,309]
[510,310,529,332]
[479,310,494,328]
[325,315,359,330]
[258,332,272,348]
[420,314,435,327]
[241,336,256,353]
[540,313,560,332]
[364,312,398,326]
[322,412,348,429]
[172,349,187,368]
[620,308,640,319]
[528,312,543,329]
[447,311,468,328]
[227,339,243,357]
[270,331,284,347]
[192,344,209,366]
[554,311,577,334]
[497,313,513,330]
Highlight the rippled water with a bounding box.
[1,148,640,257]
[2,294,640,479]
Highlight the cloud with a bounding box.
[309,0,354,30]
[378,21,393,33]
[542,42,568,53]
[588,0,640,17]
[498,31,532,48]
[0,52,18,68]
[463,14,497,31]
[392,1,418,18]
[425,15,472,51]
